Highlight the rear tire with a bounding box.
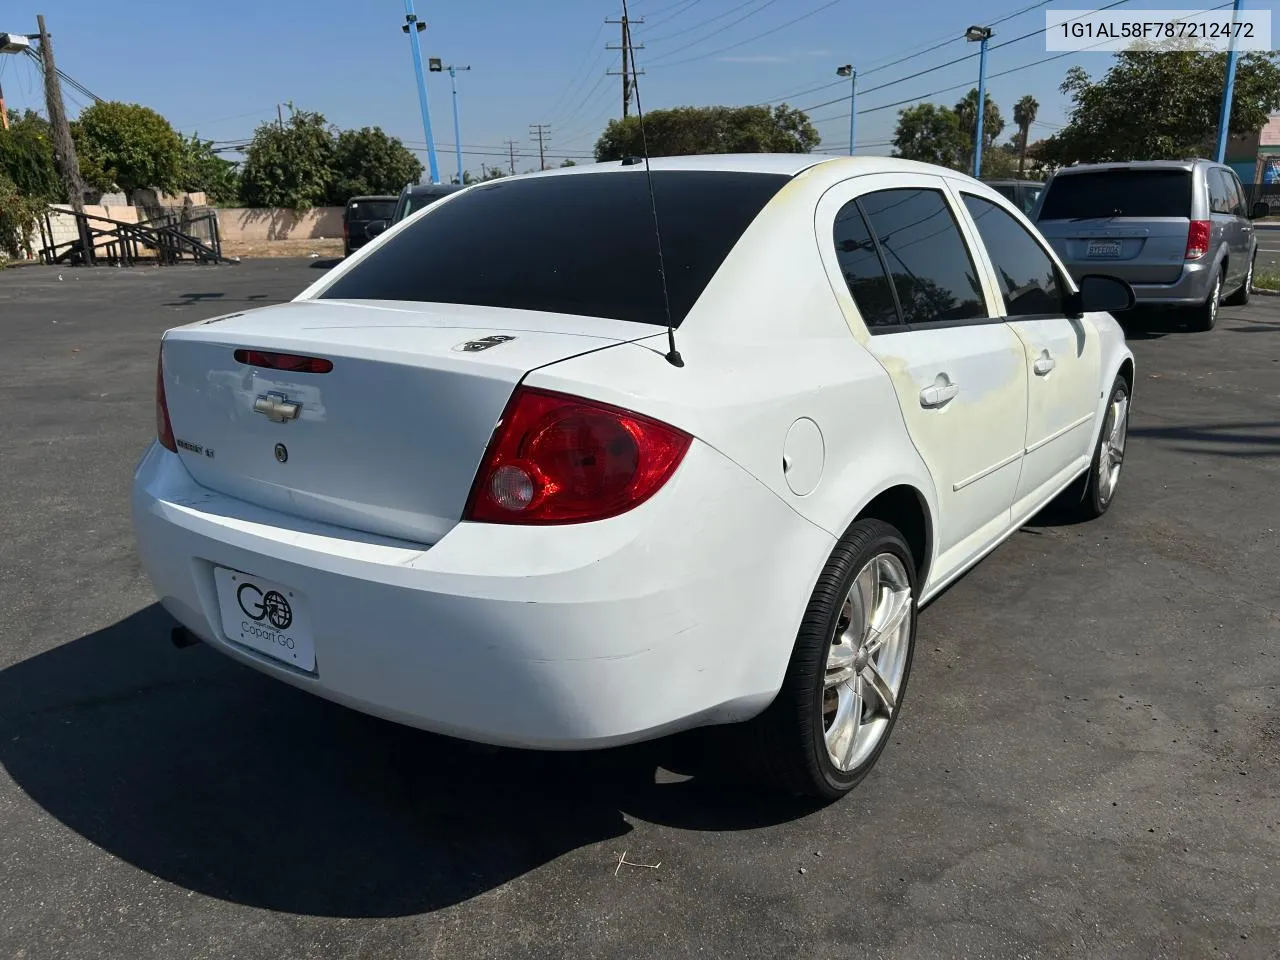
[1186,266,1223,331]
[1055,374,1130,522]
[750,519,917,801]
[1223,254,1254,307]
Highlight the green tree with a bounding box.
[71,101,183,198]
[239,107,337,210]
[177,134,240,204]
[1039,48,1280,165]
[480,167,507,180]
[0,109,60,200]
[329,126,422,203]
[954,89,1004,173]
[1012,94,1038,177]
[594,104,818,161]
[892,103,966,167]
[559,159,577,167]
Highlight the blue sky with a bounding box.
[0,0,1270,180]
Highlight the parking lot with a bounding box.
[1,259,1278,959]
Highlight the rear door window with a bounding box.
[347,200,395,221]
[832,201,902,330]
[1039,170,1192,220]
[857,188,987,327]
[320,171,790,327]
[1208,169,1234,215]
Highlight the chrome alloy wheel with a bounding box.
[823,553,913,773]
[1097,389,1129,506]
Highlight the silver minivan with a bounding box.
[1035,159,1267,330]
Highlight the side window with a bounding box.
[832,200,901,330]
[962,194,1065,317]
[1208,170,1233,215]
[858,189,986,326]
[1228,172,1248,216]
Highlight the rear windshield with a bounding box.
[398,190,456,220]
[346,200,395,221]
[321,170,790,326]
[1039,170,1191,220]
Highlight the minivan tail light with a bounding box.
[234,349,334,373]
[156,346,177,452]
[1185,220,1210,260]
[463,387,692,525]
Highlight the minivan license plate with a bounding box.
[214,567,316,671]
[1087,240,1122,258]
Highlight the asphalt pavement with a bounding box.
[1,260,1278,960]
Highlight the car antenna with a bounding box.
[623,0,683,368]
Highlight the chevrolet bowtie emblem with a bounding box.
[253,391,301,423]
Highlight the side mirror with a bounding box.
[364,219,389,239]
[1066,274,1136,317]
[1251,201,1270,221]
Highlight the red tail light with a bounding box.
[234,349,333,373]
[156,346,177,452]
[464,387,692,525]
[1185,220,1210,260]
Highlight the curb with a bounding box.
[1250,285,1280,297]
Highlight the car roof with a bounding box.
[1051,159,1214,176]
[512,153,1003,182]
[346,195,397,204]
[404,183,466,196]
[982,178,1043,186]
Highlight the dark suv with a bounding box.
[342,196,397,257]
[391,182,465,224]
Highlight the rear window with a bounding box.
[321,170,790,326]
[1039,170,1191,220]
[345,200,395,221]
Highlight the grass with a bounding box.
[1253,267,1280,291]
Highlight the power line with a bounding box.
[792,0,1132,115]
[543,21,607,121]
[645,0,846,69]
[805,0,1232,129]
[642,0,780,46]
[636,0,704,30]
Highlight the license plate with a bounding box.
[1087,239,1123,258]
[213,567,316,671]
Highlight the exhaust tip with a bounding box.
[170,626,201,649]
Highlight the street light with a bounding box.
[401,0,440,184]
[836,63,856,156]
[965,25,993,179]
[437,62,472,185]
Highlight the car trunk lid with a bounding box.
[160,299,648,544]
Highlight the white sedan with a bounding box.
[133,155,1135,800]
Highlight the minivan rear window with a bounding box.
[1039,170,1192,220]
[321,170,790,327]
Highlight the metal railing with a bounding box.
[37,208,233,267]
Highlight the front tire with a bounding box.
[752,519,917,801]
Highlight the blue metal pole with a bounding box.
[848,70,857,155]
[403,0,440,184]
[973,36,988,178]
[449,65,463,184]
[1215,0,1244,163]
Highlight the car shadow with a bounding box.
[1127,420,1280,458]
[1114,308,1193,340]
[0,605,816,919]
[310,258,343,269]
[163,292,276,308]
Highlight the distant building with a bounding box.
[1227,110,1280,203]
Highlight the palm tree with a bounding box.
[1013,95,1038,178]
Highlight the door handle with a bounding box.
[919,375,959,409]
[1033,350,1056,376]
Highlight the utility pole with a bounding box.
[277,103,284,130]
[0,79,8,131]
[504,139,518,175]
[529,123,550,171]
[1215,0,1244,163]
[35,15,85,214]
[606,10,644,118]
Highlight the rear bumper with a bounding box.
[1063,259,1214,306]
[131,441,833,749]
